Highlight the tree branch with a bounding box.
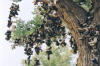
[91,0,100,25]
[58,0,88,24]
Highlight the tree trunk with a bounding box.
[43,0,100,66]
[54,0,100,66]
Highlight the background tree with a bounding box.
[12,15,43,40]
[22,45,72,66]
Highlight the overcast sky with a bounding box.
[0,0,35,66]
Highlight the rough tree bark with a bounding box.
[43,0,100,66]
[54,0,100,66]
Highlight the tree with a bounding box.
[12,15,43,40]
[22,45,72,66]
[40,46,72,66]
[48,0,100,66]
[9,0,100,66]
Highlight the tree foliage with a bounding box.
[73,0,92,11]
[22,45,72,66]
[40,46,72,66]
[12,15,43,40]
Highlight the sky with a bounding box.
[0,0,78,66]
[0,0,34,66]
